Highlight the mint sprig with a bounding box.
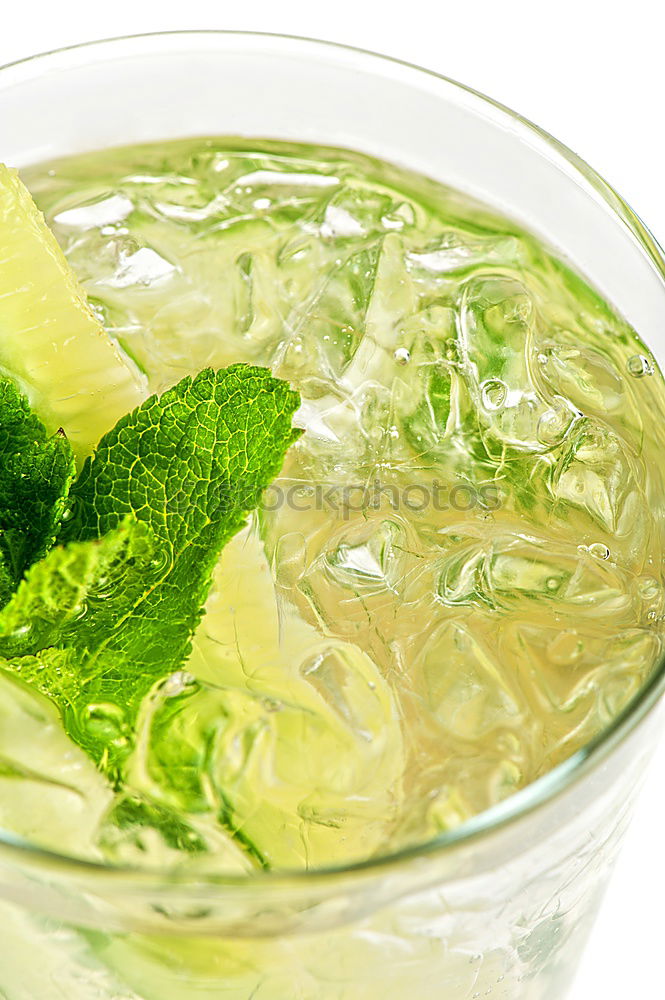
[0,365,300,778]
[0,378,75,607]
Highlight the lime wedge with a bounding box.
[0,164,146,461]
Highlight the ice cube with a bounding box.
[436,534,490,609]
[551,418,649,551]
[54,192,134,230]
[294,515,427,646]
[274,240,382,385]
[105,247,177,288]
[343,234,417,389]
[540,344,625,416]
[459,274,577,452]
[401,362,454,460]
[420,621,523,740]
[323,519,408,595]
[125,645,403,871]
[0,673,112,859]
[145,526,406,868]
[406,231,523,277]
[507,621,660,770]
[436,526,637,622]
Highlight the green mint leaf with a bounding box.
[0,365,300,776]
[0,377,75,607]
[0,519,154,664]
[0,519,155,768]
[59,364,301,670]
[0,520,157,769]
[62,364,301,544]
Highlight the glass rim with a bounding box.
[0,28,664,887]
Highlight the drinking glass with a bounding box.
[0,32,664,1000]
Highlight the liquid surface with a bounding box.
[3,138,665,872]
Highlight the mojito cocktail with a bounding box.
[0,34,664,1000]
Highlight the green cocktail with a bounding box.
[0,88,663,1000]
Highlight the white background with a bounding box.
[1,3,663,996]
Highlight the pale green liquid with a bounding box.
[1,139,663,884]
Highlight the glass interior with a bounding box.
[0,31,664,884]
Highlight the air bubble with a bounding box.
[480,378,507,411]
[84,703,128,741]
[638,576,661,600]
[588,542,611,560]
[627,354,653,378]
[394,347,411,365]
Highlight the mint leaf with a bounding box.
[0,365,300,777]
[0,519,154,664]
[0,377,75,607]
[0,520,157,768]
[62,363,300,544]
[60,365,300,672]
